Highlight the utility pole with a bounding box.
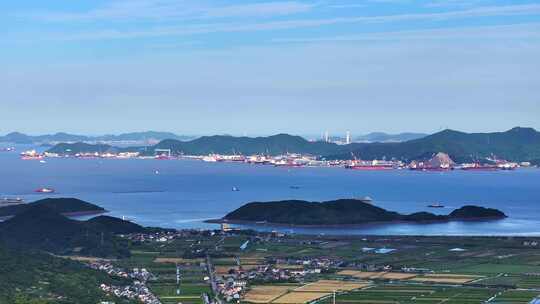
[176,263,181,295]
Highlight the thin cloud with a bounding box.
[328,4,367,9]
[426,0,491,8]
[33,0,314,22]
[51,4,540,41]
[202,2,314,18]
[272,23,540,43]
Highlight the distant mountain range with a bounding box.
[0,130,426,144]
[355,132,428,143]
[45,127,540,163]
[0,131,195,144]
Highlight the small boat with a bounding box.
[428,203,445,208]
[290,186,300,190]
[232,187,240,192]
[35,187,55,193]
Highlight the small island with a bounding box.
[215,199,507,226]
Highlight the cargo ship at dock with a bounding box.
[20,149,44,160]
[346,153,398,170]
[345,160,395,170]
[35,187,55,194]
[408,152,455,171]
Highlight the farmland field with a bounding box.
[410,274,484,284]
[294,280,370,292]
[338,271,418,280]
[317,284,501,304]
[273,291,331,304]
[244,285,297,303]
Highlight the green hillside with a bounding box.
[0,203,147,258]
[0,246,135,304]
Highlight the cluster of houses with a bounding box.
[523,240,539,247]
[123,229,219,244]
[215,277,246,302]
[99,282,161,304]
[90,262,160,304]
[213,256,341,302]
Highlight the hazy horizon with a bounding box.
[0,126,536,139]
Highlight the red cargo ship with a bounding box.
[346,153,396,170]
[35,187,55,193]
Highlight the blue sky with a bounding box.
[1,0,539,136]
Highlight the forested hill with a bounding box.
[152,134,345,156]
[0,246,135,303]
[0,199,147,257]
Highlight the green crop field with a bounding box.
[492,290,540,303]
[453,263,540,275]
[316,284,501,304]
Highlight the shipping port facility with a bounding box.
[15,147,528,172]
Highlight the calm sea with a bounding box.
[1,145,539,236]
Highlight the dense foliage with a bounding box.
[0,246,134,304]
[0,204,146,258]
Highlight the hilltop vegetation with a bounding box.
[222,199,506,226]
[0,246,135,304]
